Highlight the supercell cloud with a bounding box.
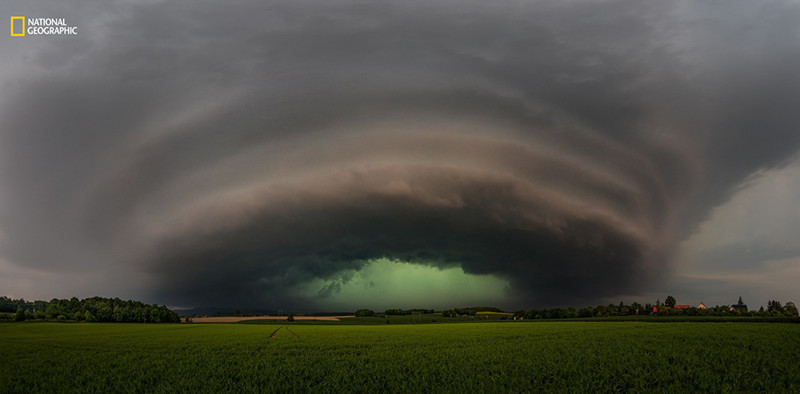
[1,0,800,309]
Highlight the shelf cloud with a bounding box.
[1,0,800,309]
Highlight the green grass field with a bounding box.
[2,321,800,392]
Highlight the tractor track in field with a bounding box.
[269,326,300,339]
[269,326,283,338]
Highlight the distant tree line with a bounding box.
[441,307,504,317]
[0,296,181,323]
[764,300,798,316]
[355,298,800,320]
[211,310,258,317]
[355,308,436,317]
[511,299,799,320]
[356,307,504,317]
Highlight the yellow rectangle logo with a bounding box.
[10,16,25,37]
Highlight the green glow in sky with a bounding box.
[292,258,511,311]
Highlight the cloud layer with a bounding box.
[2,0,800,309]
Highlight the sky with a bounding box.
[1,0,799,312]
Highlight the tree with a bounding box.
[665,296,676,308]
[768,300,784,313]
[112,305,123,322]
[596,305,608,316]
[286,313,295,322]
[578,307,593,318]
[97,305,112,322]
[355,309,374,317]
[15,308,25,321]
[84,310,97,322]
[784,302,799,317]
[45,303,60,319]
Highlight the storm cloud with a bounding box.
[1,0,800,309]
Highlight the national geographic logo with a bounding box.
[10,16,24,36]
[10,16,78,37]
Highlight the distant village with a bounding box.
[653,296,748,313]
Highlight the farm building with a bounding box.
[730,297,748,312]
[697,302,707,309]
[674,305,690,309]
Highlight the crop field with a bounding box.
[2,321,800,392]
